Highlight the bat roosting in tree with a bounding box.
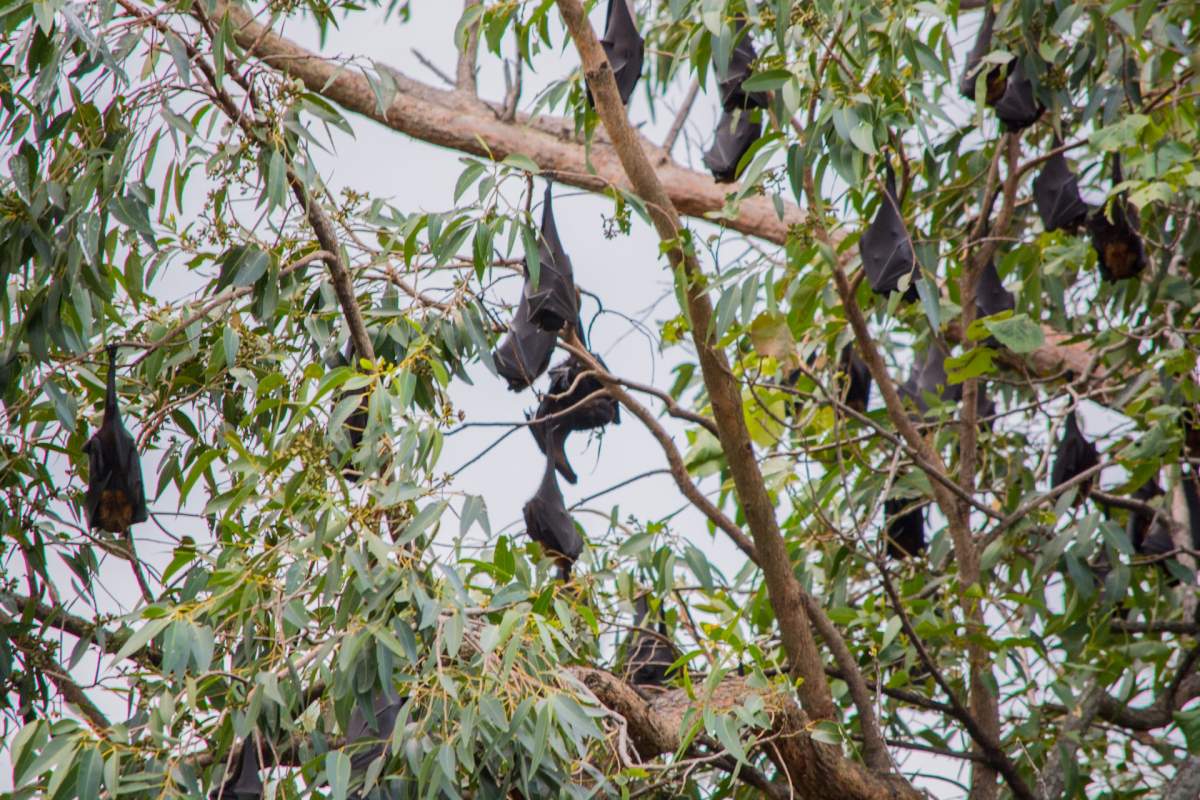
[900,344,995,424]
[524,184,579,333]
[210,737,264,800]
[975,259,1016,319]
[624,594,679,686]
[1033,147,1090,233]
[993,59,1044,132]
[860,164,919,301]
[703,109,762,183]
[493,296,557,391]
[884,497,925,559]
[1127,478,1166,555]
[1087,156,1146,282]
[523,438,583,580]
[957,4,1007,105]
[346,687,406,799]
[528,355,620,484]
[715,20,769,112]
[837,344,872,414]
[589,0,644,107]
[83,344,148,533]
[1050,409,1099,502]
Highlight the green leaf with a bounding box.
[945,347,996,383]
[501,153,540,174]
[113,617,170,664]
[848,121,876,155]
[327,751,351,800]
[1090,114,1150,151]
[982,314,1045,353]
[739,68,791,92]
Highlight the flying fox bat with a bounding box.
[703,109,762,183]
[624,595,679,686]
[957,4,1007,105]
[715,19,769,111]
[838,345,873,414]
[975,259,1015,319]
[993,59,1044,132]
[83,344,148,533]
[1127,478,1165,555]
[1050,410,1099,501]
[1033,149,1090,232]
[344,687,405,800]
[1087,156,1146,282]
[523,443,583,580]
[884,497,925,559]
[860,164,919,301]
[524,184,579,333]
[210,738,264,800]
[900,344,994,424]
[493,295,557,391]
[528,355,620,484]
[588,0,644,107]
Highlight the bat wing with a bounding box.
[957,5,1005,103]
[547,356,620,432]
[717,23,769,111]
[524,185,578,332]
[113,421,149,524]
[993,61,1044,132]
[975,259,1015,318]
[703,109,761,183]
[884,497,926,558]
[1050,411,1099,491]
[1033,152,1089,232]
[859,167,918,300]
[209,738,264,800]
[597,0,644,106]
[523,455,583,577]
[493,296,556,391]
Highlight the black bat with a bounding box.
[210,738,264,800]
[703,108,762,183]
[715,20,769,111]
[524,184,579,333]
[493,295,557,391]
[900,344,994,424]
[624,595,679,686]
[957,4,1007,105]
[860,164,919,301]
[1033,149,1089,232]
[588,0,644,107]
[83,345,148,533]
[528,355,621,484]
[1050,410,1099,501]
[1126,478,1165,555]
[345,688,406,800]
[837,345,872,414]
[523,442,583,581]
[884,498,925,559]
[975,258,1015,319]
[993,59,1044,132]
[1087,156,1146,282]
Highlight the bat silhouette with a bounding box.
[715,20,769,111]
[1087,156,1146,282]
[210,738,264,800]
[860,164,919,301]
[1033,149,1090,233]
[588,0,644,107]
[957,5,1007,105]
[624,595,679,686]
[975,259,1015,319]
[1126,478,1166,555]
[524,184,579,333]
[993,59,1044,132]
[703,109,762,183]
[493,295,557,392]
[1050,410,1099,501]
[838,345,872,414]
[523,441,583,580]
[900,344,994,424]
[346,688,405,782]
[884,497,925,559]
[83,345,148,533]
[528,355,621,484]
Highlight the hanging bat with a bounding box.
[523,443,583,581]
[524,183,579,333]
[493,295,557,391]
[1126,478,1165,555]
[860,164,919,301]
[210,738,264,800]
[993,60,1044,132]
[346,688,405,775]
[83,344,148,534]
[1050,410,1099,501]
[975,259,1015,319]
[837,345,872,414]
[884,497,925,559]
[624,595,679,686]
[703,109,762,183]
[957,4,1007,105]
[715,19,769,111]
[900,344,994,425]
[1087,156,1146,282]
[330,343,370,482]
[529,355,621,484]
[588,0,644,107]
[1033,148,1089,233]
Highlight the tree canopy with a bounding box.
[2,0,1200,798]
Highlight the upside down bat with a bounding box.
[210,737,264,800]
[523,437,583,580]
[860,164,920,301]
[1033,147,1090,233]
[958,4,1007,105]
[1050,410,1099,502]
[524,183,579,333]
[83,344,148,534]
[1087,155,1146,282]
[715,19,769,111]
[528,355,620,484]
[624,594,679,686]
[838,344,873,414]
[884,497,926,559]
[590,0,644,107]
[975,259,1015,319]
[703,108,762,183]
[993,59,1044,132]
